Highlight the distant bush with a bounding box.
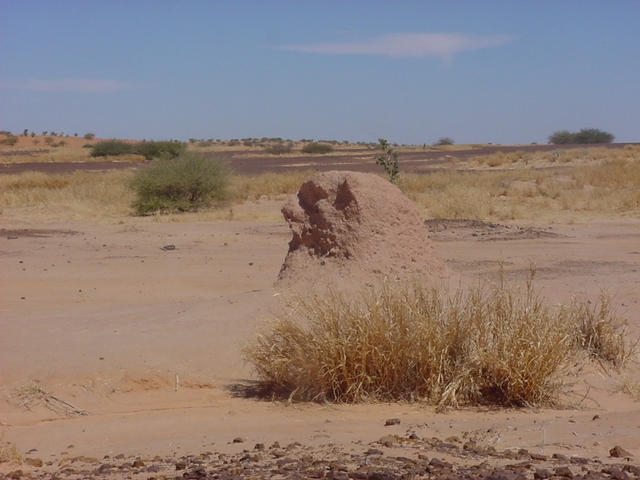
[44,137,54,145]
[302,142,334,154]
[130,153,230,215]
[0,135,18,146]
[134,140,186,160]
[83,133,95,140]
[434,137,455,146]
[574,128,615,144]
[90,140,133,157]
[264,143,293,155]
[549,128,614,145]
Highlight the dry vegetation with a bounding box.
[1,155,639,222]
[245,276,636,407]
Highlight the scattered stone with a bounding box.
[534,468,552,479]
[555,466,574,478]
[254,443,265,451]
[384,418,401,426]
[7,470,23,479]
[24,457,43,467]
[610,446,633,458]
[132,458,145,467]
[232,437,244,443]
[553,453,570,462]
[114,453,125,459]
[161,244,176,251]
[531,453,548,461]
[175,461,187,470]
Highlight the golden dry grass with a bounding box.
[1,154,638,223]
[245,277,635,407]
[0,442,21,465]
[469,145,640,169]
[0,170,136,220]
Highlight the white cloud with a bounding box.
[0,78,133,93]
[279,33,514,60]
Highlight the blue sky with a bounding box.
[1,1,638,144]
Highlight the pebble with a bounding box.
[384,418,401,426]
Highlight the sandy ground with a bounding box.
[1,215,640,476]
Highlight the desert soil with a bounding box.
[1,215,640,479]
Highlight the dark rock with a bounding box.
[429,458,449,469]
[254,443,265,450]
[132,458,145,468]
[183,467,207,478]
[603,467,631,480]
[7,470,23,479]
[147,464,162,473]
[96,463,114,473]
[161,245,176,251]
[534,468,552,479]
[232,437,244,443]
[570,456,590,465]
[488,468,526,480]
[365,448,383,456]
[623,465,640,476]
[368,471,401,480]
[610,446,633,458]
[115,453,125,459]
[531,453,548,461]
[384,418,401,426]
[555,466,574,478]
[175,461,187,470]
[553,453,570,462]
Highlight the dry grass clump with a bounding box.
[247,279,588,407]
[0,442,21,464]
[246,277,636,407]
[11,382,87,416]
[573,294,637,368]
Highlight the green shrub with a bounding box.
[90,140,133,157]
[134,140,186,160]
[301,142,334,154]
[84,133,95,140]
[130,153,229,215]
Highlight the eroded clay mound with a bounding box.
[278,171,447,288]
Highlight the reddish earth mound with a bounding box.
[278,171,447,288]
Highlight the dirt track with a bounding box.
[1,143,635,175]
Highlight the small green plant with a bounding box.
[301,142,334,154]
[84,132,95,140]
[130,153,230,214]
[23,129,28,136]
[90,140,133,157]
[375,138,399,183]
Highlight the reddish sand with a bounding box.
[1,217,639,476]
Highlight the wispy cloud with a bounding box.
[279,33,514,60]
[0,78,133,93]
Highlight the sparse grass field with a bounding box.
[2,154,639,223]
